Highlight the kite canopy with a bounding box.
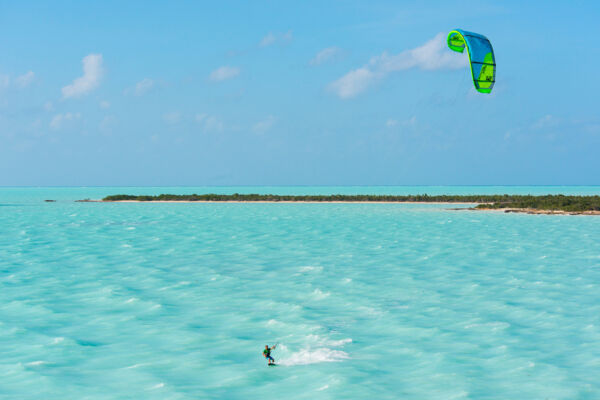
[447,29,495,93]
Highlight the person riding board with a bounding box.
[263,344,276,365]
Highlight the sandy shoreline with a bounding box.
[77,200,600,215]
[469,208,600,216]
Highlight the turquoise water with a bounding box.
[1,187,600,399]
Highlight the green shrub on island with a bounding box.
[101,193,600,212]
[474,194,600,212]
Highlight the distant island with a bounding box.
[81,194,600,215]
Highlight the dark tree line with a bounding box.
[101,193,600,212]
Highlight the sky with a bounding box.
[1,0,599,186]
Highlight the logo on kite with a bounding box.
[447,29,495,94]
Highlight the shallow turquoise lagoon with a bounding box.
[1,187,599,399]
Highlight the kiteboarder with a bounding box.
[263,344,276,365]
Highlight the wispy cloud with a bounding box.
[505,115,569,141]
[123,78,155,96]
[260,32,277,47]
[386,116,417,128]
[532,114,560,130]
[0,71,36,89]
[15,71,35,88]
[253,115,276,134]
[99,100,110,109]
[196,113,223,133]
[163,111,182,124]
[62,54,103,98]
[406,116,417,127]
[50,112,81,130]
[134,78,154,96]
[329,68,374,99]
[209,66,240,82]
[260,31,293,47]
[329,33,467,99]
[310,47,342,66]
[100,115,117,134]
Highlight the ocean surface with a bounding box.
[1,186,599,399]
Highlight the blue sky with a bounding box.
[1,0,599,186]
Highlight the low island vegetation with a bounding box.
[98,193,600,214]
[474,195,600,213]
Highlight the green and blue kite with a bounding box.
[447,29,496,93]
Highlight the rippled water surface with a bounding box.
[1,187,600,399]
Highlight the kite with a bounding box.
[447,29,496,93]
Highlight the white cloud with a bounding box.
[329,68,375,99]
[196,113,223,132]
[62,54,103,98]
[209,66,240,82]
[330,33,467,99]
[260,31,293,47]
[100,115,117,133]
[260,32,277,47]
[44,101,54,111]
[253,115,276,134]
[504,129,515,141]
[50,112,81,130]
[0,70,36,90]
[532,114,560,130]
[386,116,417,128]
[163,111,182,124]
[310,47,342,66]
[100,100,110,109]
[134,78,154,96]
[505,115,572,141]
[15,71,35,88]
